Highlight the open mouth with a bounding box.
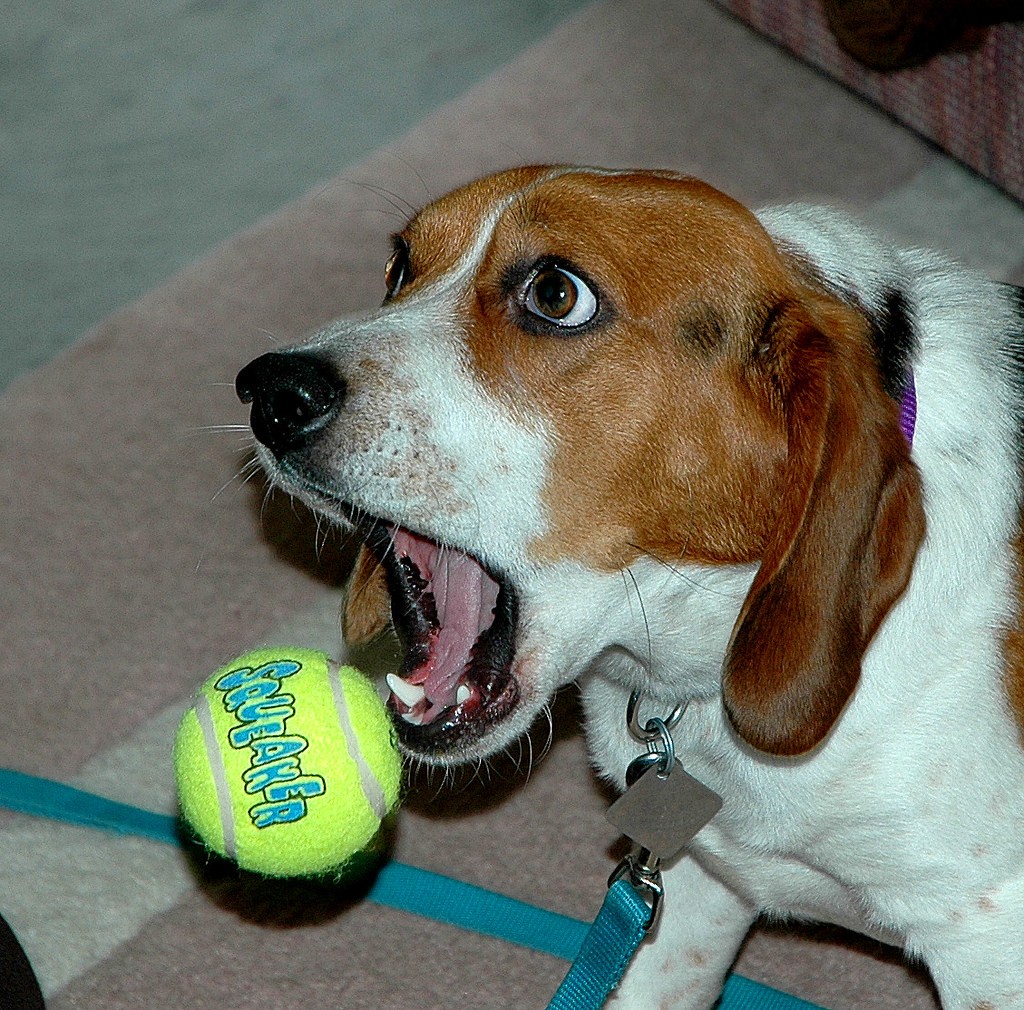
[357,518,520,754]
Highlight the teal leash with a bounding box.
[0,768,589,960]
[545,878,652,1009]
[0,768,825,1009]
[544,878,824,1010]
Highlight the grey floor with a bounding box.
[1,0,593,391]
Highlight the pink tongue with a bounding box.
[392,528,499,709]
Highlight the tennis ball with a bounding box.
[174,647,402,878]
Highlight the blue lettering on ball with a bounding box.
[249,736,306,766]
[243,755,301,794]
[228,718,287,749]
[215,661,300,693]
[213,657,326,830]
[220,678,278,713]
[250,799,306,828]
[235,694,295,724]
[263,777,326,803]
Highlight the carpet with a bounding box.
[3,1,1024,1007]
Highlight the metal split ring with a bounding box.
[626,691,686,742]
[625,691,686,778]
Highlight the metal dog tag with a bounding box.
[606,759,723,863]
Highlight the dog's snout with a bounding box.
[235,351,344,455]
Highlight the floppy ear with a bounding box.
[722,304,925,756]
[342,545,392,645]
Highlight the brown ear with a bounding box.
[342,545,392,645]
[723,306,925,756]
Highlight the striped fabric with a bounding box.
[715,0,1024,203]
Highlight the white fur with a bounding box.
[275,207,552,576]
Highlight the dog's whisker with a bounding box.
[313,515,325,560]
[414,757,449,800]
[210,471,246,506]
[235,458,263,482]
[621,570,637,622]
[624,567,654,670]
[352,179,419,219]
[331,176,418,224]
[537,702,555,764]
[258,483,279,526]
[472,756,491,789]
[626,542,732,598]
[507,736,526,782]
[363,207,415,224]
[208,456,265,506]
[378,152,434,204]
[192,423,252,434]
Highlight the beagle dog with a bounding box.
[236,166,1024,1009]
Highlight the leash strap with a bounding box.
[0,769,826,1009]
[545,879,651,1010]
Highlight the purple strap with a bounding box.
[899,373,917,446]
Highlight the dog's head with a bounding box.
[237,166,924,765]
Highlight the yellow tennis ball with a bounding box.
[174,647,402,878]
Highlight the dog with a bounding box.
[236,166,1024,1009]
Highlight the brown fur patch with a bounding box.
[393,166,555,295]
[433,167,925,754]
[460,170,795,570]
[342,546,391,645]
[724,301,925,753]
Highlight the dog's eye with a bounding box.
[523,266,598,328]
[384,240,411,301]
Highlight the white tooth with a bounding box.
[456,684,472,706]
[400,709,426,726]
[387,674,427,709]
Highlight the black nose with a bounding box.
[235,351,345,455]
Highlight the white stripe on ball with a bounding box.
[196,690,237,860]
[330,662,389,822]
